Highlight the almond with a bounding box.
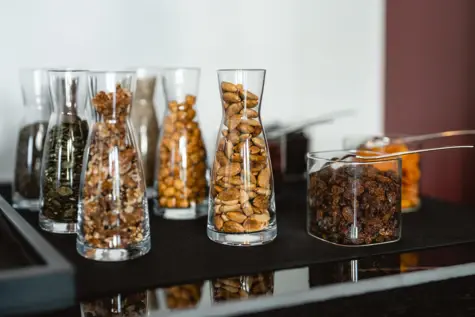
[221,82,238,93]
[226,211,247,223]
[223,92,241,103]
[223,221,245,233]
[214,215,224,230]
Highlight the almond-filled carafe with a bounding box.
[207,69,277,246]
[77,71,150,262]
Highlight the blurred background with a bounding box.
[0,0,473,204]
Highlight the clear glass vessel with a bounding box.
[343,135,421,213]
[154,68,208,220]
[77,71,151,262]
[307,150,402,246]
[39,70,89,233]
[80,291,151,316]
[130,67,161,198]
[211,272,274,303]
[207,69,276,246]
[12,69,51,210]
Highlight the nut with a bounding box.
[157,94,207,209]
[210,81,274,233]
[213,273,274,303]
[165,283,203,309]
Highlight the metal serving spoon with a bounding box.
[354,145,474,160]
[363,130,475,149]
[321,145,474,167]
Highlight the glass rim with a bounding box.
[160,67,201,72]
[87,70,135,75]
[307,149,402,164]
[217,68,266,72]
[47,69,88,73]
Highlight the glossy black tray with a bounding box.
[0,196,74,316]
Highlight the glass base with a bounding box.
[146,187,157,199]
[307,231,401,247]
[12,196,39,211]
[207,225,277,246]
[155,207,207,220]
[76,237,151,262]
[38,213,77,234]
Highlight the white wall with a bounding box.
[0,0,385,181]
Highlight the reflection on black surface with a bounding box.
[34,243,475,317]
[309,253,406,285]
[80,291,156,317]
[212,272,274,303]
[164,282,204,310]
[0,212,44,270]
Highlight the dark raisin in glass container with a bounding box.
[306,150,402,247]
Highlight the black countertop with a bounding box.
[4,182,475,316]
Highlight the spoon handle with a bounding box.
[356,145,474,160]
[397,130,475,144]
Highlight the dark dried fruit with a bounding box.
[307,164,401,245]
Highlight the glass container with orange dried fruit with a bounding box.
[154,68,208,220]
[344,135,421,212]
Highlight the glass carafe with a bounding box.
[207,69,277,246]
[39,70,89,233]
[130,68,160,198]
[77,71,150,262]
[12,69,51,210]
[155,68,208,219]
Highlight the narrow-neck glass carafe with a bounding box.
[77,71,150,262]
[155,68,208,220]
[39,70,89,233]
[12,69,51,210]
[130,67,160,197]
[207,69,277,246]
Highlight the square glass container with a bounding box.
[306,150,402,246]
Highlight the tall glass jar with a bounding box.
[130,67,160,198]
[39,70,89,233]
[12,69,51,210]
[307,150,402,246]
[77,71,150,262]
[207,69,277,246]
[155,68,208,220]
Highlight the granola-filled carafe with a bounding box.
[77,71,151,261]
[39,70,89,233]
[155,68,208,219]
[13,69,51,210]
[130,68,160,198]
[207,69,276,246]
